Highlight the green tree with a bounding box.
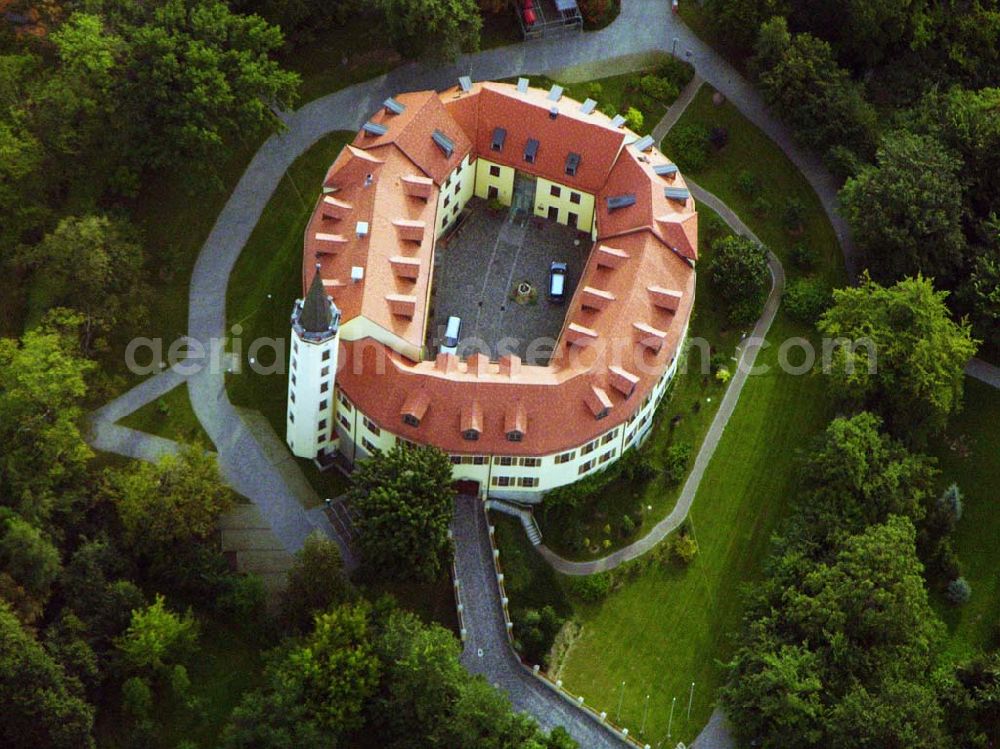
[705,0,791,56]
[722,516,947,748]
[0,600,95,749]
[708,235,769,325]
[959,240,1000,350]
[280,532,353,633]
[0,311,95,527]
[754,18,877,166]
[115,594,199,675]
[105,445,234,554]
[29,214,147,353]
[817,274,977,443]
[349,444,455,581]
[791,412,938,549]
[224,602,379,747]
[378,0,481,61]
[0,515,62,624]
[841,130,966,283]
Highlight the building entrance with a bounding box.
[512,172,536,215]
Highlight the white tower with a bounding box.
[286,264,341,461]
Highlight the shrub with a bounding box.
[672,534,699,564]
[791,242,817,270]
[783,278,832,324]
[709,352,729,374]
[716,367,732,384]
[578,0,612,26]
[669,123,710,172]
[782,197,806,233]
[624,106,644,132]
[620,449,657,482]
[639,74,679,104]
[709,125,729,149]
[600,102,617,118]
[656,57,695,88]
[946,577,972,605]
[736,169,758,196]
[751,194,773,217]
[663,442,692,485]
[620,514,636,538]
[937,483,964,523]
[701,211,728,247]
[587,82,603,100]
[567,572,613,602]
[514,605,565,666]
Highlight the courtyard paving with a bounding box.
[428,198,590,364]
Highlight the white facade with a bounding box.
[333,319,690,502]
[286,295,341,460]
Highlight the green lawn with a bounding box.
[536,206,737,559]
[510,81,848,746]
[119,382,211,446]
[930,377,1000,656]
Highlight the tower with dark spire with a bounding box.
[287,265,341,461]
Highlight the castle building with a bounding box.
[286,78,698,501]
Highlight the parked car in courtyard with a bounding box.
[440,316,462,355]
[549,261,567,303]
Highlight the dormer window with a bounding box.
[524,138,539,164]
[462,429,480,441]
[565,152,580,176]
[506,430,523,442]
[491,127,506,152]
[403,414,420,427]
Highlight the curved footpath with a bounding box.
[85,4,1000,747]
[538,180,784,575]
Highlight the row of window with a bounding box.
[494,456,541,467]
[548,184,582,204]
[491,476,540,488]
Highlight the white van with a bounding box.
[549,261,568,303]
[440,316,462,355]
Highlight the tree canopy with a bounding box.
[348,445,456,581]
[707,234,770,325]
[840,130,967,283]
[817,274,977,444]
[378,0,481,61]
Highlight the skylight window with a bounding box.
[606,194,636,211]
[459,75,472,92]
[362,121,388,136]
[580,98,597,114]
[432,129,454,158]
[633,135,655,152]
[547,84,564,101]
[664,186,690,203]
[383,97,405,115]
[653,163,678,177]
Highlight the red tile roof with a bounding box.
[302,81,698,457]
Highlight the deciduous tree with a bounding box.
[378,0,481,61]
[817,274,977,443]
[708,235,769,325]
[348,444,455,581]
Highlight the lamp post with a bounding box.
[616,680,626,722]
[667,696,677,741]
[672,37,679,57]
[687,682,695,720]
[641,693,651,734]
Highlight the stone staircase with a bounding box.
[486,498,543,546]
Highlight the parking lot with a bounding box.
[428,198,590,365]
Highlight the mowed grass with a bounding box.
[119,382,211,446]
[662,84,842,287]
[559,318,835,746]
[930,377,1000,656]
[552,81,847,745]
[225,130,355,501]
